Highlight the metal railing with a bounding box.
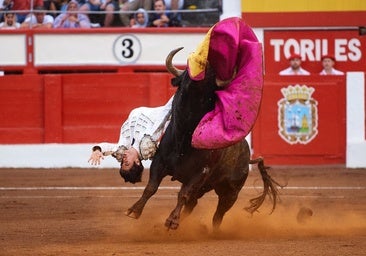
[0,5,221,27]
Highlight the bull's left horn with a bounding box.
[166,47,184,77]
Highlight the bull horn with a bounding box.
[166,47,184,77]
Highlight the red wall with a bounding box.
[0,73,348,165]
[252,75,346,165]
[0,73,175,144]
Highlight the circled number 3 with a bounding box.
[113,34,141,64]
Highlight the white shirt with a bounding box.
[24,14,54,26]
[319,68,344,75]
[0,22,21,29]
[97,96,173,156]
[279,67,310,75]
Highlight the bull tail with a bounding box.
[245,157,284,214]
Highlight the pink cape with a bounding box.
[189,17,263,149]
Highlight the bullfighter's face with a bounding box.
[120,148,140,171]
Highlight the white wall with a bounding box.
[346,72,366,168]
[220,0,242,20]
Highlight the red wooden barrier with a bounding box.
[0,75,44,143]
[0,73,349,165]
[0,72,175,144]
[252,75,346,165]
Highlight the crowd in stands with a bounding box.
[0,0,221,29]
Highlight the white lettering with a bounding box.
[322,39,328,59]
[300,39,315,61]
[335,39,348,61]
[270,39,284,61]
[284,39,300,59]
[315,39,321,60]
[270,37,362,62]
[348,38,361,61]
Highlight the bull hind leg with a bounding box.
[212,187,241,231]
[181,184,211,220]
[181,197,198,219]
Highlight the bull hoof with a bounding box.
[124,209,140,219]
[165,218,179,230]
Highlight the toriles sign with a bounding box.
[264,30,366,74]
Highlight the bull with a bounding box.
[124,47,282,230]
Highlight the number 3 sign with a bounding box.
[113,34,142,64]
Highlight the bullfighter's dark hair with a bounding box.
[119,161,144,184]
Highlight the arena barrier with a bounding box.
[0,71,364,168]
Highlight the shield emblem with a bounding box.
[278,85,318,144]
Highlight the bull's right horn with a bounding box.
[166,47,184,77]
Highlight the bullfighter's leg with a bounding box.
[125,159,167,219]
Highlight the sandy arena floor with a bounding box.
[0,166,365,256]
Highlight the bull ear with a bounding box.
[166,47,184,77]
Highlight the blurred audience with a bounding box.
[43,0,70,18]
[11,0,44,23]
[148,0,181,27]
[21,6,54,28]
[0,12,20,29]
[79,0,117,27]
[53,0,91,28]
[0,0,13,21]
[119,0,153,27]
[131,8,148,27]
[181,0,221,27]
[2,0,219,28]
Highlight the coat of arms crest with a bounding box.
[277,84,318,144]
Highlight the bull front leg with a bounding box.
[125,160,166,219]
[125,181,160,219]
[165,184,188,229]
[165,167,211,229]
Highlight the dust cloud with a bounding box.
[109,200,365,242]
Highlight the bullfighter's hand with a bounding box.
[88,150,104,165]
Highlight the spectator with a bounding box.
[0,12,21,29]
[131,8,148,27]
[54,0,91,28]
[21,6,54,28]
[148,0,180,27]
[11,0,44,23]
[164,0,182,26]
[119,0,153,27]
[319,55,344,75]
[79,0,117,27]
[279,54,310,75]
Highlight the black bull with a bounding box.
[125,48,282,230]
